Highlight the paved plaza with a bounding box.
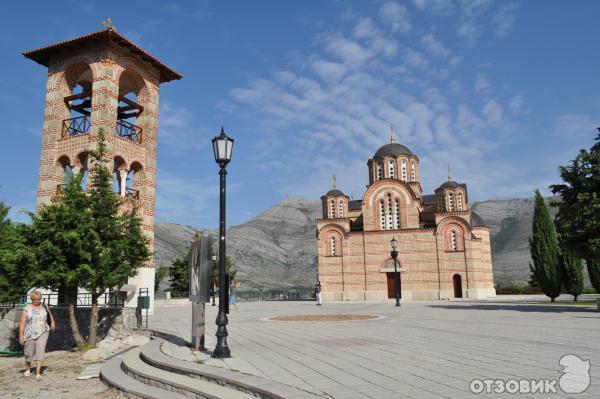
[150,296,600,398]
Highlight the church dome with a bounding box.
[373,143,413,159]
[325,189,345,197]
[438,180,461,189]
[470,212,486,227]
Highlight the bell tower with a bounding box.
[23,27,182,310]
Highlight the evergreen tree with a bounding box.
[0,202,33,302]
[559,250,584,301]
[83,130,150,344]
[527,262,538,288]
[154,267,169,293]
[550,130,600,292]
[529,190,561,302]
[168,252,191,295]
[29,174,92,346]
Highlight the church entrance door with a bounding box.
[386,272,401,299]
[453,274,463,298]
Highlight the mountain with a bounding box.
[154,196,568,291]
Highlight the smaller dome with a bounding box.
[438,180,461,189]
[325,189,345,197]
[373,143,413,159]
[470,212,486,228]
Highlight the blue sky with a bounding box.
[1,0,599,228]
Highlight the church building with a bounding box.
[316,136,495,301]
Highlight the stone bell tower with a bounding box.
[23,27,182,310]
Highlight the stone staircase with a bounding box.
[100,337,321,399]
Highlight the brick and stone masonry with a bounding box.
[23,28,182,312]
[316,138,495,301]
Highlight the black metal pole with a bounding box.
[213,167,231,358]
[392,251,401,307]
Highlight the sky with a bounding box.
[1,0,599,228]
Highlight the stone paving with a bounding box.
[150,295,600,399]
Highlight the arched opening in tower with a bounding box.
[117,70,144,143]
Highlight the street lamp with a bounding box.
[211,127,234,358]
[390,237,401,307]
[210,254,217,306]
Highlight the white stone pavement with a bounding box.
[149,295,600,399]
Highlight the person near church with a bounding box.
[19,291,55,381]
[315,281,322,305]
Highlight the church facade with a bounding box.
[316,139,495,301]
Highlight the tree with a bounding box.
[559,250,584,301]
[82,131,151,344]
[550,131,600,292]
[168,250,191,295]
[29,174,93,346]
[0,202,33,302]
[527,262,538,288]
[155,267,169,293]
[529,190,561,302]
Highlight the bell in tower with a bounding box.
[23,26,182,311]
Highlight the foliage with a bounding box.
[559,250,584,301]
[82,130,151,343]
[529,190,561,302]
[0,202,33,302]
[494,284,542,295]
[168,251,191,294]
[154,267,169,292]
[550,131,600,291]
[28,130,150,344]
[527,263,538,288]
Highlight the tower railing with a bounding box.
[116,120,143,143]
[125,187,140,199]
[62,115,90,138]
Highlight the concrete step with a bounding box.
[123,346,255,399]
[141,338,322,399]
[100,350,187,399]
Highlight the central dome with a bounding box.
[373,143,413,159]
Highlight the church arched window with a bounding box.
[338,200,344,218]
[448,192,454,212]
[401,160,407,182]
[330,236,337,256]
[376,162,382,180]
[386,193,393,230]
[330,200,335,218]
[389,160,395,178]
[457,193,463,211]
[394,198,400,229]
[380,200,386,230]
[450,230,457,251]
[411,161,416,181]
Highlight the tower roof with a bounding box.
[23,28,182,84]
[373,143,413,159]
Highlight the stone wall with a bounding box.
[0,306,136,352]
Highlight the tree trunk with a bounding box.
[573,295,578,302]
[88,292,100,345]
[67,289,85,346]
[550,297,555,303]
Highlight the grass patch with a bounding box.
[76,342,96,352]
[195,359,205,364]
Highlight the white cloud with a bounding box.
[324,35,372,66]
[508,95,526,114]
[412,0,455,16]
[493,3,519,37]
[482,99,503,125]
[474,74,491,93]
[421,33,452,58]
[158,102,209,153]
[311,59,347,82]
[380,2,412,33]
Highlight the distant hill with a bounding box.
[154,196,580,292]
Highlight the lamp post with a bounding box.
[211,254,217,306]
[211,127,234,358]
[390,238,401,307]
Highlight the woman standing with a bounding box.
[18,291,55,380]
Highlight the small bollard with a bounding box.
[165,291,171,300]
